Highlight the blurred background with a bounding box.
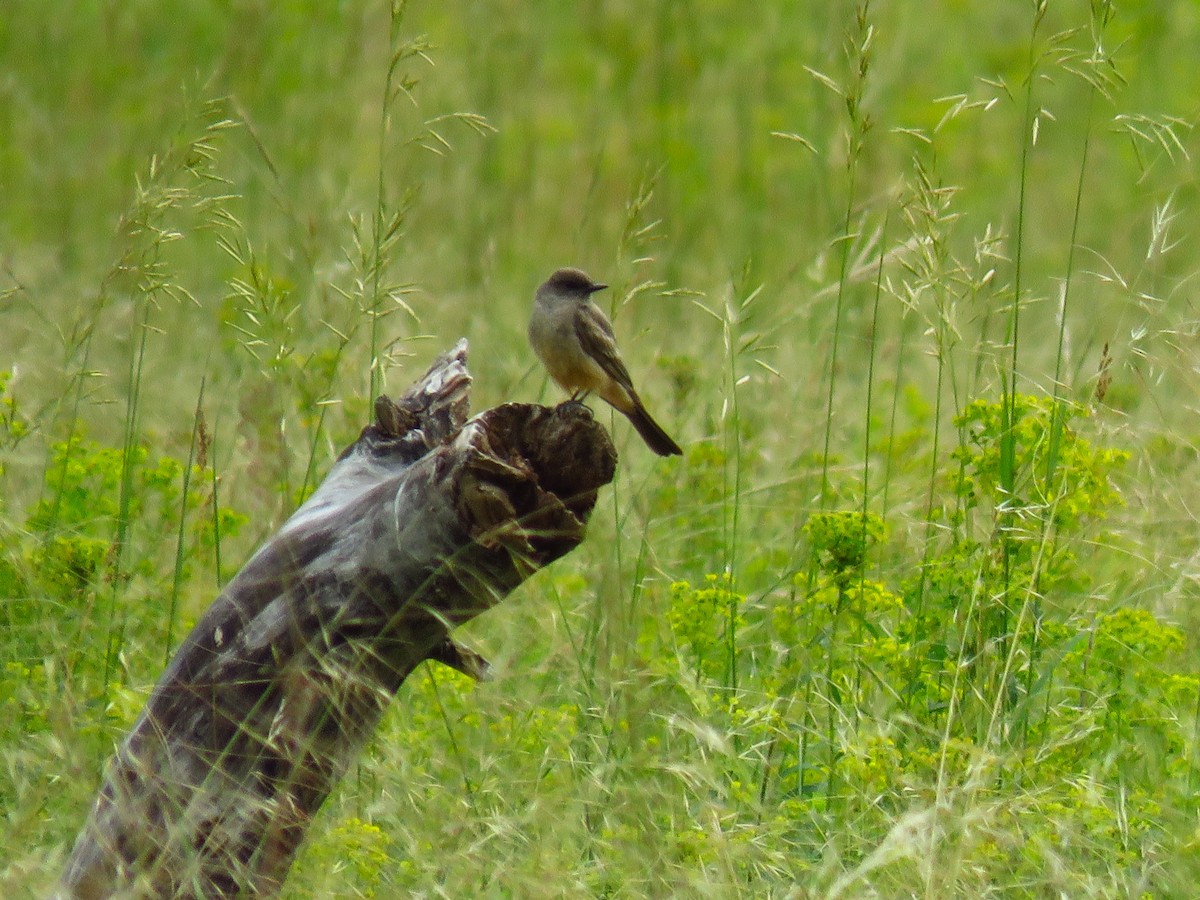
[3,1,1199,895]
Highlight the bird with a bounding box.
[528,267,683,457]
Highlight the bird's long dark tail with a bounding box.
[626,401,683,457]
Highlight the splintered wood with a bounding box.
[57,341,616,898]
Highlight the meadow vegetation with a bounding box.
[2,0,1200,895]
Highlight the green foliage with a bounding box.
[10,436,244,602]
[3,0,1200,896]
[910,397,1131,695]
[0,431,246,696]
[804,510,885,585]
[952,394,1129,538]
[646,395,1193,893]
[289,817,392,898]
[668,573,744,684]
[0,370,28,451]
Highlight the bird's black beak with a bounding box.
[587,282,608,294]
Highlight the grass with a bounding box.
[3,0,1200,895]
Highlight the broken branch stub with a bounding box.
[57,340,615,898]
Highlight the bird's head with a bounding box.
[540,267,608,301]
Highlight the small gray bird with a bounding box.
[529,267,683,457]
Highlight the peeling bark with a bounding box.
[56,341,616,898]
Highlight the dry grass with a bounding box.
[2,0,1199,895]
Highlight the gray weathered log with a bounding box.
[56,340,616,898]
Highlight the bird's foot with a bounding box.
[556,397,593,418]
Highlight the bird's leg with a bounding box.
[561,390,591,410]
[557,390,593,417]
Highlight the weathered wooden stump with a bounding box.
[56,340,616,898]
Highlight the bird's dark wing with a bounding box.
[575,302,635,390]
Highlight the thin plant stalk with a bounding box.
[997,3,1049,673]
[165,376,207,666]
[817,1,873,514]
[722,285,743,696]
[368,1,409,404]
[209,411,224,589]
[853,212,890,713]
[104,298,152,692]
